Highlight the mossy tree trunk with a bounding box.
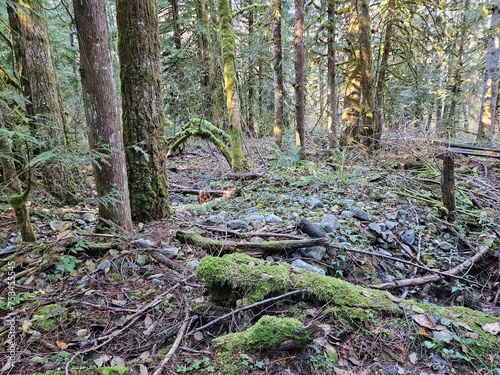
[477,0,500,142]
[73,0,133,232]
[116,0,170,221]
[271,0,284,147]
[0,110,36,242]
[219,0,250,172]
[294,0,305,154]
[7,0,78,205]
[326,0,338,148]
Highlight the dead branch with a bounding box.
[194,223,305,240]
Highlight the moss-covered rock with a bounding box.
[33,304,68,333]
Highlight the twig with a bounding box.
[194,223,305,240]
[187,289,305,336]
[153,301,191,375]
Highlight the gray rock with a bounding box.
[352,208,373,221]
[300,246,326,261]
[151,278,161,285]
[227,219,248,230]
[128,262,140,272]
[96,259,111,273]
[291,259,326,275]
[187,260,199,270]
[132,239,156,249]
[205,211,228,225]
[246,214,264,222]
[249,237,266,243]
[342,199,355,207]
[402,230,415,245]
[81,213,97,223]
[385,213,397,220]
[368,222,383,235]
[338,242,352,249]
[438,241,454,251]
[265,214,283,223]
[161,247,179,258]
[49,220,68,232]
[394,261,406,270]
[378,249,392,257]
[76,219,86,226]
[426,222,437,233]
[307,197,324,209]
[340,210,352,219]
[320,214,340,232]
[385,221,398,230]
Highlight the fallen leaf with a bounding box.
[456,321,473,331]
[433,329,452,343]
[419,326,432,338]
[411,305,425,314]
[482,322,500,335]
[412,313,437,329]
[409,352,418,364]
[56,340,68,350]
[94,354,111,367]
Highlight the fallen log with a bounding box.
[175,230,329,257]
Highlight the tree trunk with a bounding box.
[294,0,305,152]
[477,0,500,142]
[73,0,133,232]
[272,0,284,147]
[246,0,255,134]
[172,0,182,50]
[374,0,395,145]
[117,0,170,221]
[326,0,338,148]
[7,0,78,205]
[219,0,249,172]
[0,110,36,242]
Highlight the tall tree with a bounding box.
[272,0,284,147]
[117,0,170,221]
[172,0,182,50]
[294,0,305,151]
[326,0,338,148]
[477,0,500,141]
[73,0,133,231]
[7,0,78,204]
[219,0,249,172]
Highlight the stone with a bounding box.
[352,207,373,221]
[133,239,156,249]
[96,259,111,273]
[340,210,352,219]
[338,242,352,249]
[161,247,179,258]
[368,222,383,235]
[265,214,283,223]
[378,249,392,257]
[438,241,454,251]
[291,259,326,275]
[49,221,68,232]
[205,211,228,225]
[386,221,398,230]
[128,262,140,272]
[246,213,264,222]
[402,230,415,245]
[320,214,340,233]
[81,213,97,223]
[426,223,437,233]
[227,219,248,230]
[307,197,324,209]
[249,237,266,243]
[385,213,397,220]
[299,246,326,261]
[394,261,406,270]
[187,260,199,270]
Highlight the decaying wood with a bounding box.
[170,184,238,198]
[448,143,500,159]
[296,218,326,238]
[225,172,262,180]
[194,223,306,240]
[175,230,329,256]
[441,152,457,222]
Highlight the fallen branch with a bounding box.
[175,230,328,256]
[194,223,305,240]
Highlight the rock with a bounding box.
[76,219,86,226]
[227,219,248,231]
[378,249,392,257]
[385,221,398,230]
[49,221,68,232]
[340,210,352,219]
[265,214,283,223]
[96,259,111,273]
[205,211,228,225]
[307,197,324,209]
[342,199,355,207]
[132,239,156,249]
[320,214,340,233]
[394,261,406,270]
[161,247,179,258]
[187,260,199,270]
[338,242,352,249]
[81,213,97,223]
[438,241,454,251]
[385,213,397,220]
[426,222,437,233]
[401,230,415,245]
[368,222,383,235]
[128,262,140,272]
[246,214,264,230]
[352,208,373,221]
[150,279,161,285]
[299,246,326,261]
[249,237,266,243]
[291,259,325,275]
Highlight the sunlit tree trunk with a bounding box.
[247,0,255,134]
[172,0,182,50]
[73,0,133,231]
[477,0,500,141]
[294,0,305,152]
[374,0,395,144]
[117,0,170,221]
[272,0,284,147]
[7,0,78,204]
[326,0,338,148]
[219,0,249,172]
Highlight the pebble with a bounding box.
[96,259,111,272]
[426,222,437,233]
[128,262,140,272]
[205,211,228,225]
[378,249,393,257]
[438,241,454,251]
[338,242,352,249]
[299,246,326,261]
[265,214,283,223]
[291,259,325,275]
[368,222,383,235]
[352,208,373,221]
[227,219,248,230]
[385,221,398,230]
[320,215,340,232]
[81,213,97,223]
[187,260,199,270]
[402,229,415,245]
[161,247,179,258]
[133,239,156,249]
[307,197,324,209]
[340,210,352,219]
[49,221,68,232]
[249,237,266,243]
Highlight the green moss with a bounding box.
[33,304,68,333]
[35,367,128,375]
[213,315,303,352]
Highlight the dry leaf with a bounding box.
[482,322,500,335]
[94,354,111,367]
[418,326,432,338]
[412,313,437,329]
[56,340,68,350]
[409,352,418,364]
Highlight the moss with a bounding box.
[33,304,68,333]
[213,315,303,352]
[35,367,128,375]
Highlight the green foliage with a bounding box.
[176,356,215,373]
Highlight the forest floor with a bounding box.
[0,131,500,375]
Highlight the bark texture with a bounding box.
[73,0,132,231]
[326,0,338,148]
[117,0,170,221]
[272,0,284,147]
[294,0,305,151]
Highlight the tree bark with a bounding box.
[294,0,305,152]
[7,0,78,205]
[441,152,457,223]
[326,0,338,148]
[172,0,182,50]
[477,0,500,141]
[73,0,133,231]
[272,0,284,147]
[117,0,170,221]
[219,0,250,172]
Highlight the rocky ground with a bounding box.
[0,134,499,375]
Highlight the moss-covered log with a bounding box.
[176,230,329,256]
